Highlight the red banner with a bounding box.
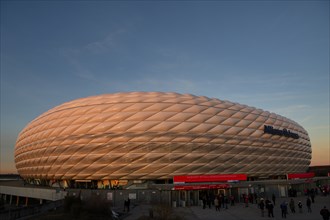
[287,172,315,179]
[173,174,247,183]
[174,184,230,190]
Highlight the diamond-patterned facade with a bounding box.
[14,92,311,180]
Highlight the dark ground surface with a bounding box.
[123,195,330,220]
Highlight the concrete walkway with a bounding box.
[123,195,330,220]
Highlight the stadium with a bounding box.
[14,92,312,188]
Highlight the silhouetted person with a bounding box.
[307,197,312,213]
[298,201,303,213]
[202,195,207,209]
[214,197,220,211]
[224,196,229,209]
[289,198,295,213]
[230,195,235,206]
[311,193,315,203]
[320,206,330,220]
[280,201,288,218]
[127,198,130,212]
[267,200,274,217]
[244,195,249,207]
[207,196,211,209]
[259,199,265,217]
[123,199,128,212]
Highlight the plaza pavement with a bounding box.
[122,195,330,220]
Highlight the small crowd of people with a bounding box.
[319,185,330,197]
[304,186,330,197]
[199,188,329,219]
[256,194,330,219]
[259,198,274,217]
[201,193,235,210]
[287,186,329,198]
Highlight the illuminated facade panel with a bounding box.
[14,92,312,180]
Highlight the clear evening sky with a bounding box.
[1,1,329,173]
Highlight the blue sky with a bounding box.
[1,0,329,173]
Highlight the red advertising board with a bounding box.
[173,174,247,183]
[174,184,230,190]
[287,172,315,179]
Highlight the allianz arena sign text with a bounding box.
[264,125,299,139]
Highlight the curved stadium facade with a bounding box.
[14,92,312,182]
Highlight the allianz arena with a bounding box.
[14,92,312,182]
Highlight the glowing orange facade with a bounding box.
[14,92,312,180]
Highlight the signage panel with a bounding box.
[174,184,230,190]
[287,172,315,179]
[173,174,247,183]
[107,192,113,200]
[129,193,137,199]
